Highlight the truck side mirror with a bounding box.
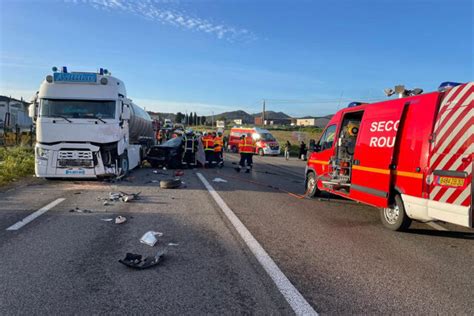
[28,103,37,121]
[122,103,131,120]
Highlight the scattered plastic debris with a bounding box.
[69,207,92,213]
[115,216,127,224]
[151,180,159,183]
[174,170,184,177]
[163,167,167,170]
[119,249,166,270]
[140,231,163,247]
[103,201,111,206]
[212,177,227,183]
[101,218,114,222]
[74,192,81,195]
[168,242,179,246]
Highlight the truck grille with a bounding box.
[58,150,94,167]
[59,151,93,160]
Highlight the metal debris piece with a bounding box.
[115,216,127,224]
[167,242,179,246]
[69,207,92,213]
[212,177,227,183]
[140,231,163,247]
[118,249,166,270]
[174,170,184,177]
[101,218,114,222]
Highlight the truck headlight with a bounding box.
[36,147,50,160]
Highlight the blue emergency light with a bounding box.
[347,102,364,108]
[438,81,462,92]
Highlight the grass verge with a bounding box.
[0,147,35,186]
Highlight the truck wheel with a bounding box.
[305,172,320,198]
[119,154,129,176]
[258,148,264,156]
[380,194,412,231]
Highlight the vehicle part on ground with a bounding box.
[160,178,181,189]
[140,231,164,247]
[115,216,127,224]
[118,249,166,269]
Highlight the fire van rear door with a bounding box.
[427,82,473,227]
[350,100,408,208]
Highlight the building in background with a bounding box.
[0,95,33,130]
[296,117,331,128]
[233,119,243,125]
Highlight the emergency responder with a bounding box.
[182,130,197,168]
[235,133,256,173]
[214,131,224,168]
[201,131,215,168]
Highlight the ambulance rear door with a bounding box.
[350,99,409,207]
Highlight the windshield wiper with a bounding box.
[54,115,72,123]
[95,117,107,124]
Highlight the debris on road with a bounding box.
[212,177,227,183]
[174,170,184,177]
[115,216,127,224]
[160,179,181,189]
[107,191,141,202]
[69,207,92,213]
[103,201,111,206]
[140,231,163,247]
[153,170,166,175]
[168,242,179,246]
[101,218,114,222]
[119,249,166,270]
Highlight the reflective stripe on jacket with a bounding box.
[238,137,256,153]
[214,136,223,152]
[202,136,215,151]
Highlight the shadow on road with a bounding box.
[405,229,474,240]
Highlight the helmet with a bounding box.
[203,131,208,136]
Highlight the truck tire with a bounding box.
[380,194,412,231]
[258,148,264,156]
[160,179,181,189]
[119,153,129,176]
[305,171,320,198]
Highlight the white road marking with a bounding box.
[426,222,449,231]
[6,198,66,231]
[196,172,317,316]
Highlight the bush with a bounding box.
[0,147,35,186]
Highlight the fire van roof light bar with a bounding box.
[438,82,462,92]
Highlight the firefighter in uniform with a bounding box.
[235,133,256,173]
[182,130,197,168]
[214,131,224,168]
[202,132,215,168]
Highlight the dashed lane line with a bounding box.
[196,172,317,316]
[6,198,66,231]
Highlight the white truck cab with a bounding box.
[30,67,154,178]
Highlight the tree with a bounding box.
[201,116,206,125]
[193,112,198,125]
[185,114,189,125]
[176,112,184,124]
[189,112,194,126]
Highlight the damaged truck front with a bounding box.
[29,67,154,178]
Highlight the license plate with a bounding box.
[65,169,85,175]
[438,176,464,187]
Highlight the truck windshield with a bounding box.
[40,99,116,119]
[260,133,276,141]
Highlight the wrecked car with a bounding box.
[147,137,183,169]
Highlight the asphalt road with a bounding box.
[0,154,472,314]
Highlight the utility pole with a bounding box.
[262,99,266,126]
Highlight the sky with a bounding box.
[0,0,472,117]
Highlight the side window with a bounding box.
[319,124,337,151]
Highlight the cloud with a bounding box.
[67,0,256,42]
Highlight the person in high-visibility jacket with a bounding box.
[214,131,224,168]
[235,133,256,173]
[201,131,215,168]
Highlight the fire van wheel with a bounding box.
[380,194,412,231]
[258,148,264,156]
[305,172,320,198]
